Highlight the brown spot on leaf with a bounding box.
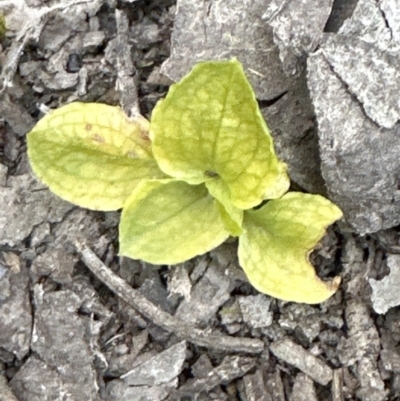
[127,150,138,158]
[92,134,105,143]
[85,123,92,131]
[140,129,151,142]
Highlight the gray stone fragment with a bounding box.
[139,270,176,314]
[175,261,232,325]
[168,264,192,301]
[279,304,322,342]
[307,51,400,234]
[380,0,400,45]
[31,289,98,400]
[9,356,65,401]
[39,69,79,90]
[31,248,75,284]
[322,34,400,129]
[263,0,333,75]
[0,374,19,401]
[19,60,42,77]
[178,355,256,395]
[242,369,269,401]
[339,0,392,49]
[0,164,7,186]
[107,329,148,377]
[0,94,35,136]
[337,300,380,366]
[238,294,273,329]
[369,254,400,314]
[121,341,186,386]
[106,378,176,401]
[289,373,317,401]
[356,358,388,401]
[191,354,213,379]
[0,172,73,246]
[30,222,51,248]
[219,300,242,326]
[265,370,285,401]
[270,338,332,385]
[0,257,31,360]
[380,348,400,373]
[161,0,295,100]
[131,17,160,47]
[83,31,106,52]
[53,208,111,256]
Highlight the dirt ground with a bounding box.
[2,0,400,400]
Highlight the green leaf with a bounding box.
[150,59,290,210]
[205,177,243,236]
[27,102,166,211]
[119,180,230,264]
[238,192,343,304]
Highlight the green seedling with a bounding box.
[27,59,342,304]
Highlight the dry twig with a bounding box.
[74,239,264,354]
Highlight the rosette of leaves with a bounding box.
[27,59,342,304]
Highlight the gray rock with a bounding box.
[106,378,176,401]
[219,300,242,326]
[380,348,400,373]
[380,0,400,45]
[263,0,333,75]
[337,301,380,366]
[39,69,79,90]
[0,255,31,360]
[338,0,393,49]
[307,50,400,234]
[242,370,269,401]
[0,172,73,246]
[83,31,106,52]
[289,373,317,401]
[238,294,273,329]
[0,164,7,187]
[322,34,400,129]
[370,254,400,314]
[0,94,35,136]
[121,341,186,386]
[10,356,65,401]
[31,289,98,400]
[279,304,322,342]
[30,222,51,248]
[178,355,256,395]
[174,260,232,325]
[167,264,192,301]
[191,354,213,379]
[161,0,295,100]
[53,208,111,256]
[357,357,388,401]
[270,338,332,386]
[107,330,149,376]
[30,248,75,284]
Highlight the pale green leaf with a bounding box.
[238,192,343,304]
[206,177,243,236]
[27,102,166,211]
[119,180,230,264]
[150,59,290,210]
